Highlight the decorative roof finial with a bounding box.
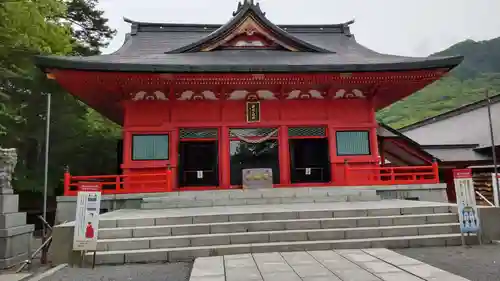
[233,0,264,16]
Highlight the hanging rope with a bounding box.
[231,128,279,144]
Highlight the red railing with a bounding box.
[63,167,173,196]
[344,161,439,185]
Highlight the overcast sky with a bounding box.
[98,0,500,57]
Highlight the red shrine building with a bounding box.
[35,1,463,195]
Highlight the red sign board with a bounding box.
[452,169,472,179]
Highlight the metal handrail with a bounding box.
[475,191,495,207]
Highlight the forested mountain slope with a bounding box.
[378,37,500,128]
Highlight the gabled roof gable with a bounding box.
[167,0,333,54]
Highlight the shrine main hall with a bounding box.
[35,0,462,194]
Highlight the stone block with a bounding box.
[190,276,225,281]
[141,203,168,209]
[293,264,334,278]
[371,239,410,249]
[229,190,262,199]
[263,212,297,220]
[392,216,426,226]
[0,194,18,213]
[356,218,380,227]
[307,188,329,197]
[418,225,453,235]
[409,237,446,247]
[299,211,333,219]
[0,224,34,238]
[133,226,171,237]
[285,220,321,230]
[226,266,262,281]
[367,208,401,216]
[381,227,418,237]
[117,218,155,227]
[314,197,348,203]
[229,213,263,222]
[99,228,133,239]
[257,261,293,273]
[261,188,296,198]
[93,253,125,265]
[191,235,230,246]
[150,237,190,248]
[230,233,269,244]
[433,206,450,214]
[426,214,457,224]
[172,225,210,236]
[280,198,315,204]
[332,240,371,249]
[0,232,31,258]
[194,215,229,224]
[321,219,356,229]
[211,223,248,234]
[248,221,285,232]
[176,200,213,208]
[106,239,150,251]
[245,198,281,205]
[168,248,212,262]
[155,216,192,226]
[401,207,435,215]
[0,213,26,229]
[261,271,302,281]
[99,220,117,228]
[214,245,252,256]
[269,231,307,242]
[194,191,230,200]
[213,199,247,206]
[346,228,381,239]
[125,250,168,263]
[334,210,368,218]
[308,230,345,241]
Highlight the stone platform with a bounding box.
[190,249,469,281]
[60,199,466,265]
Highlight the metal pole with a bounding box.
[43,93,51,223]
[41,93,51,264]
[486,90,500,206]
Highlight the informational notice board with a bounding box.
[452,169,480,234]
[242,168,273,189]
[73,184,101,251]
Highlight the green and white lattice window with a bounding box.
[336,131,370,156]
[288,127,327,138]
[132,134,170,160]
[180,128,218,139]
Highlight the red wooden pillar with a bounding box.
[328,126,338,184]
[170,129,179,190]
[220,126,231,189]
[278,125,291,185]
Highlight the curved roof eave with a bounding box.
[34,54,464,74]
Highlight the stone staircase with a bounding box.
[140,187,381,209]
[87,197,462,265]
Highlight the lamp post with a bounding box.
[486,90,499,206]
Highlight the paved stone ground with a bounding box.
[396,245,500,281]
[191,249,469,281]
[38,262,192,281]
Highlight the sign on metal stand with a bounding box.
[73,183,101,268]
[452,169,482,246]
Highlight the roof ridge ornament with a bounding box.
[233,0,265,16]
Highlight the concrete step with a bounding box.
[140,187,381,209]
[99,205,453,228]
[98,213,458,239]
[97,223,460,251]
[87,233,470,265]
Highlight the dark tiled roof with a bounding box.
[35,1,463,73]
[399,93,500,132]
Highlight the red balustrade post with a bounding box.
[390,168,395,184]
[166,165,173,192]
[115,176,121,192]
[344,160,350,185]
[432,159,439,183]
[63,167,71,196]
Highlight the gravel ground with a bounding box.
[39,262,192,281]
[396,245,500,281]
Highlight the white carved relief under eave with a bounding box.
[131,91,168,101]
[228,90,278,100]
[333,89,365,99]
[286,90,325,100]
[177,90,219,101]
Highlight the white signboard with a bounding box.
[453,169,480,234]
[73,186,101,251]
[491,173,500,207]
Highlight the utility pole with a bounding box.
[486,89,500,206]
